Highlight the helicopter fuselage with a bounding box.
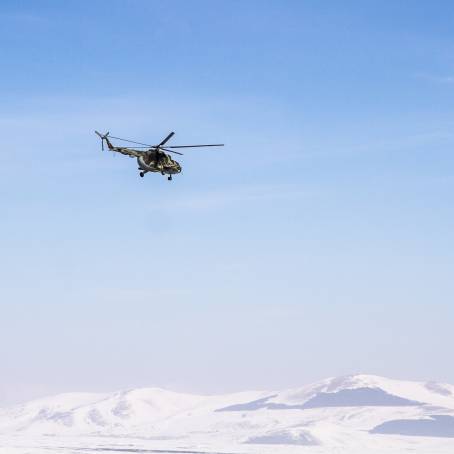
[137,151,182,175]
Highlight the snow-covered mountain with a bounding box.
[1,374,454,453]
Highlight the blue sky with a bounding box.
[1,0,454,404]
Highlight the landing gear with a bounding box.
[139,172,145,178]
[168,175,173,181]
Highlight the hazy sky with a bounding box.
[1,0,454,405]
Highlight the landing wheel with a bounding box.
[168,175,172,181]
[139,172,144,178]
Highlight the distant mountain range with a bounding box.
[1,374,454,453]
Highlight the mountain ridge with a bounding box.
[1,374,454,450]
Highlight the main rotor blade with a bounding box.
[118,145,183,155]
[158,131,175,147]
[122,145,184,155]
[108,136,153,147]
[161,147,184,156]
[164,144,224,149]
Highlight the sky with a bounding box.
[1,0,454,405]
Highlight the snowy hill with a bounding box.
[1,374,454,453]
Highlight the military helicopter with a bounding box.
[95,131,224,180]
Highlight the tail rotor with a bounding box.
[94,130,110,151]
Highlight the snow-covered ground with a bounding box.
[1,374,454,453]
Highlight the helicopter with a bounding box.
[94,130,224,180]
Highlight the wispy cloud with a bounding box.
[146,184,315,213]
[415,73,454,84]
[0,11,47,25]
